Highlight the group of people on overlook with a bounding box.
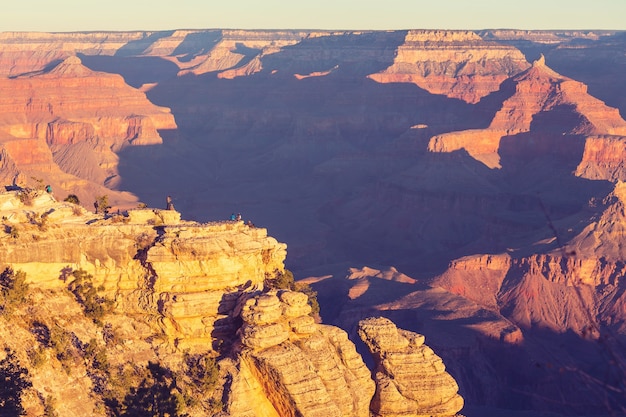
[88,194,256,227]
[231,212,254,227]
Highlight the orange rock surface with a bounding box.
[369,30,530,103]
[429,56,626,170]
[0,54,176,207]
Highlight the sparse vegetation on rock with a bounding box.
[0,348,32,416]
[16,189,36,206]
[0,190,464,417]
[66,269,113,324]
[95,195,110,214]
[64,194,80,205]
[265,269,320,317]
[0,267,29,315]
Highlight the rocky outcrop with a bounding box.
[575,135,626,181]
[431,182,626,337]
[433,254,512,309]
[369,30,530,103]
[0,190,470,416]
[226,290,375,417]
[429,56,626,170]
[358,317,464,417]
[0,190,285,350]
[0,54,176,207]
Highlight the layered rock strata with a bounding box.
[429,56,626,172]
[369,30,530,103]
[575,135,626,181]
[0,56,175,146]
[0,189,468,416]
[226,290,375,417]
[358,317,464,417]
[0,190,285,350]
[433,181,626,336]
[0,54,176,207]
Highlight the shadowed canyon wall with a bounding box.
[1,29,626,416]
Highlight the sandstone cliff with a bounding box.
[2,29,625,417]
[0,190,464,416]
[368,30,530,103]
[226,290,375,417]
[428,55,626,172]
[358,317,464,417]
[0,54,176,207]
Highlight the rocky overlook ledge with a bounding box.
[0,189,463,417]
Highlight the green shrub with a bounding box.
[67,269,113,324]
[0,268,29,315]
[95,195,110,214]
[43,395,58,417]
[49,326,76,374]
[265,269,295,290]
[265,269,320,317]
[184,352,219,391]
[17,189,36,206]
[104,364,147,413]
[30,321,51,345]
[4,225,19,239]
[84,338,109,373]
[26,212,48,232]
[27,347,47,369]
[64,194,80,205]
[119,362,186,417]
[294,281,320,317]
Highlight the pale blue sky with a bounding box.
[2,0,624,32]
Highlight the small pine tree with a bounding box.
[121,362,185,417]
[67,269,112,324]
[0,268,28,315]
[64,194,80,205]
[95,195,111,214]
[265,270,320,317]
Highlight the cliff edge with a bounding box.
[0,189,463,416]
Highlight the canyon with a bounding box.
[1,28,626,416]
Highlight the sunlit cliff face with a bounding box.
[0,190,465,417]
[0,29,625,417]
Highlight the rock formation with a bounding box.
[0,53,176,208]
[2,28,626,416]
[431,181,626,324]
[0,190,466,416]
[428,55,626,170]
[368,30,530,103]
[0,189,285,350]
[226,290,375,417]
[358,317,464,417]
[575,135,626,181]
[0,31,150,76]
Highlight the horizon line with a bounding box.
[2,27,625,34]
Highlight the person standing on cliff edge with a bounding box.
[166,195,175,210]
